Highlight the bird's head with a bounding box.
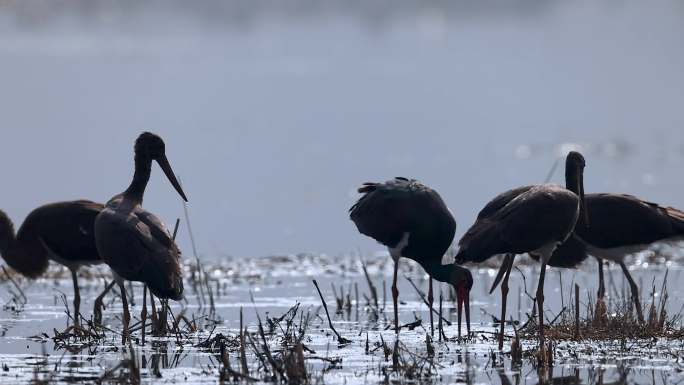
[134,132,188,202]
[566,151,585,169]
[135,132,167,160]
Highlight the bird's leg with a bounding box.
[428,277,434,337]
[93,280,116,325]
[160,299,169,335]
[457,289,463,340]
[119,282,131,345]
[597,258,605,299]
[392,258,399,335]
[619,262,644,323]
[70,269,81,329]
[536,262,548,356]
[150,293,159,335]
[141,285,148,345]
[498,254,514,350]
[594,258,608,324]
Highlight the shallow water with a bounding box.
[0,253,683,384]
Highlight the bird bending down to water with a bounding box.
[0,200,110,329]
[350,177,472,338]
[95,132,188,344]
[456,151,588,352]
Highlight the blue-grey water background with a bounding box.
[0,0,682,259]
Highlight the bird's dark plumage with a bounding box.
[349,177,456,268]
[475,185,534,221]
[473,184,589,268]
[350,177,471,337]
[575,193,684,249]
[0,200,103,278]
[458,151,587,350]
[95,132,187,344]
[456,184,579,264]
[95,132,186,302]
[531,235,588,268]
[96,197,184,300]
[532,193,684,268]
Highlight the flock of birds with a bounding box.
[351,151,684,351]
[0,132,186,343]
[0,133,683,352]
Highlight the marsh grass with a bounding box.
[522,271,684,342]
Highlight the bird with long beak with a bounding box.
[350,177,472,338]
[456,151,588,353]
[94,132,188,344]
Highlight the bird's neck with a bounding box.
[565,164,589,227]
[564,168,581,196]
[124,152,152,204]
[421,261,453,284]
[0,211,18,260]
[0,214,32,276]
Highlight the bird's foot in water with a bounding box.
[593,297,608,326]
[536,341,554,367]
[93,301,105,326]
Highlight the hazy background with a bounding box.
[0,1,682,260]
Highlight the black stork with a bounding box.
[349,177,473,338]
[489,236,588,349]
[455,151,588,352]
[557,193,684,323]
[94,132,188,344]
[0,200,108,328]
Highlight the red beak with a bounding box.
[457,284,471,340]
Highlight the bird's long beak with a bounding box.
[157,154,188,202]
[457,284,471,340]
[489,254,514,294]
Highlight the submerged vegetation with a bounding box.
[0,254,683,384]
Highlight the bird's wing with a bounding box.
[457,185,578,262]
[349,178,417,248]
[493,185,579,250]
[95,207,183,299]
[577,193,684,247]
[476,185,535,220]
[20,200,104,265]
[134,208,179,253]
[349,178,452,249]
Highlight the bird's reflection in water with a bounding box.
[139,339,185,379]
[531,364,632,385]
[535,368,582,385]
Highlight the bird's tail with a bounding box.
[0,210,49,279]
[666,206,684,234]
[357,182,379,194]
[143,255,184,301]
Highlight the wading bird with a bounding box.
[350,177,473,338]
[95,132,188,344]
[559,193,684,323]
[455,151,588,353]
[0,200,113,329]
